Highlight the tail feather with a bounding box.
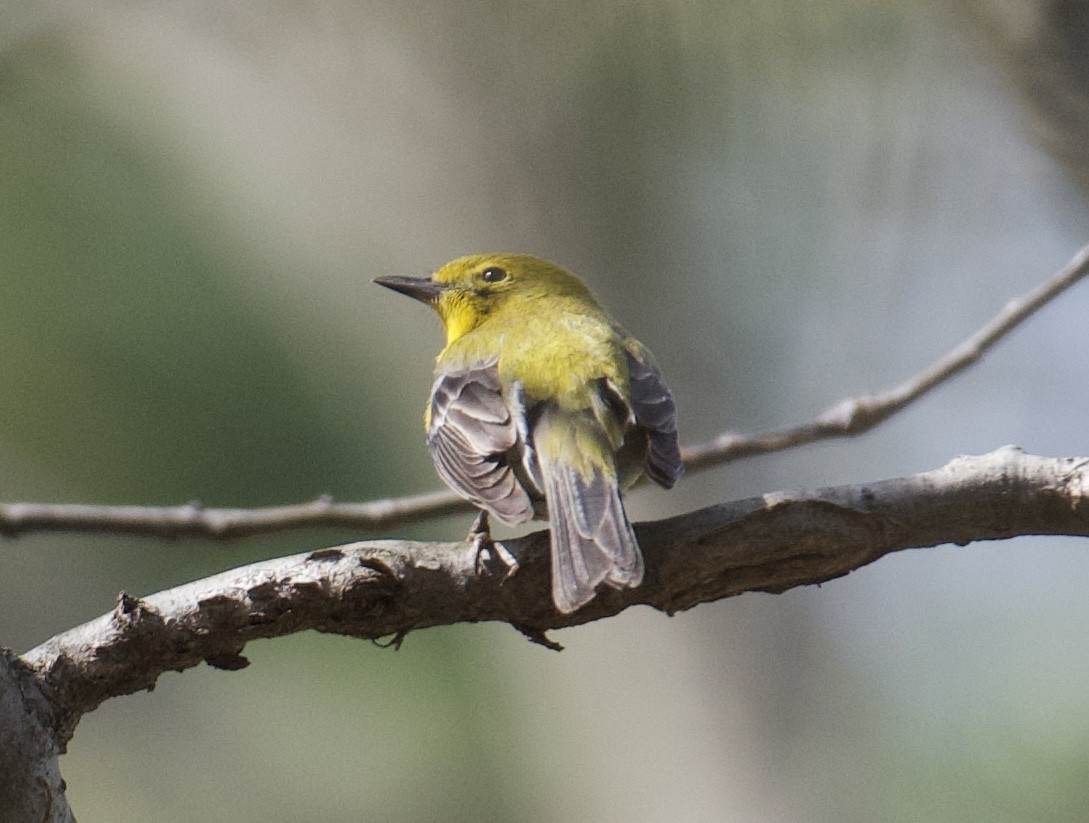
[536,413,644,613]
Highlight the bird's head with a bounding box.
[375,254,597,346]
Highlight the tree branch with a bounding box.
[0,651,72,823]
[681,241,1089,469]
[0,491,469,541]
[0,245,1086,541]
[19,447,1089,743]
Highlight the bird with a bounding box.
[374,254,681,613]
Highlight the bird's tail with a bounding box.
[534,409,643,613]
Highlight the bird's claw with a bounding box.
[468,511,519,582]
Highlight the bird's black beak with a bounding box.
[373,275,447,304]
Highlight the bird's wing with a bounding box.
[426,358,536,525]
[624,345,683,488]
[534,409,643,614]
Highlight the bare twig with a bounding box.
[0,491,467,541]
[682,242,1089,470]
[0,245,1086,540]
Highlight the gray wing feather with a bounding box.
[427,360,535,524]
[624,348,683,488]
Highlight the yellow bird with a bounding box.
[375,254,681,613]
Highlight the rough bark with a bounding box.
[0,651,73,823]
[4,447,1089,818]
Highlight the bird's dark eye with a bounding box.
[480,266,508,284]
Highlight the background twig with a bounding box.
[681,242,1089,469]
[0,245,1086,541]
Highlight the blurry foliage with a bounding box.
[0,43,393,508]
[2,1,1089,821]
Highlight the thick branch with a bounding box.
[20,447,1089,744]
[0,650,73,823]
[1,245,1086,540]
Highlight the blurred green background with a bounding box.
[3,1,1089,821]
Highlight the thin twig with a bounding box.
[682,242,1089,470]
[0,245,1087,540]
[0,491,467,541]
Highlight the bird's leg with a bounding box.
[468,510,519,581]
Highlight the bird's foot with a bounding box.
[469,511,519,582]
